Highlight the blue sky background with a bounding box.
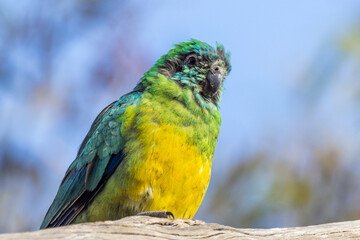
[1,0,360,233]
[140,0,358,163]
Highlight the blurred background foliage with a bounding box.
[1,0,360,233]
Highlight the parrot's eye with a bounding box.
[185,55,197,67]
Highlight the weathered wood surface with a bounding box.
[1,216,360,240]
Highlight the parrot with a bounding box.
[40,39,231,229]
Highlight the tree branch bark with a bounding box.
[1,216,360,239]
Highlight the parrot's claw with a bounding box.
[136,211,175,219]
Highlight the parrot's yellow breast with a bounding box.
[128,123,212,219]
[113,93,213,218]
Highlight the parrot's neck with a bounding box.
[135,71,221,115]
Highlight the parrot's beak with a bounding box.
[206,71,223,94]
[206,59,226,95]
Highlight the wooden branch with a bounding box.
[1,216,360,239]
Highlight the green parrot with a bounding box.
[40,39,231,229]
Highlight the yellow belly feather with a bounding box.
[130,123,211,219]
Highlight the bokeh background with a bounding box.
[1,0,360,233]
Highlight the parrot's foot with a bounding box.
[136,211,175,219]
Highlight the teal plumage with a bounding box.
[41,92,141,228]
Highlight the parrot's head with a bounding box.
[142,39,231,107]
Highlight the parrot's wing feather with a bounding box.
[40,91,142,229]
[77,100,117,157]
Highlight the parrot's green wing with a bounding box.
[40,91,142,229]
